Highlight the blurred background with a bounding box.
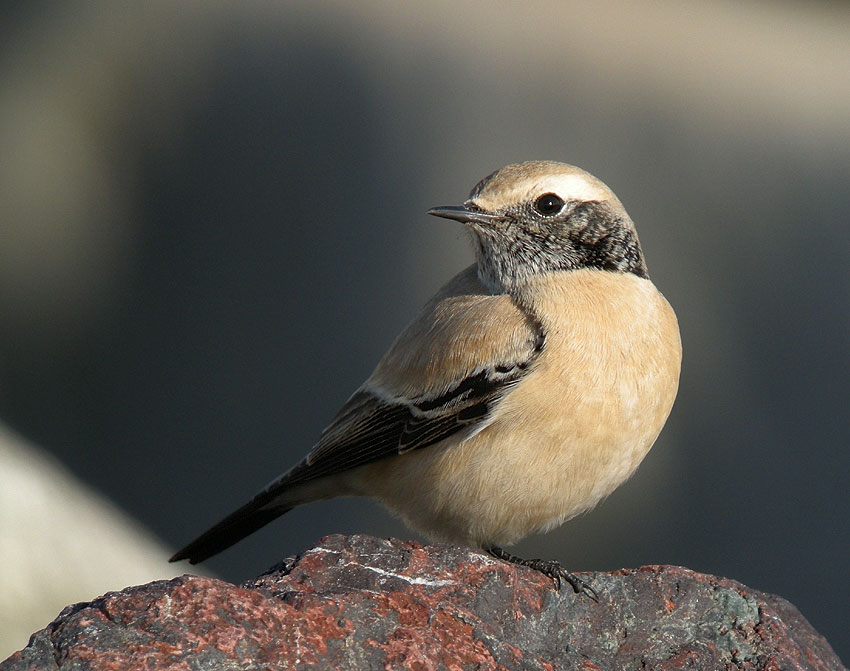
[1,0,848,662]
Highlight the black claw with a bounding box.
[486,546,598,601]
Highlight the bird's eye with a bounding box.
[534,193,565,216]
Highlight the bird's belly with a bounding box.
[357,358,676,548]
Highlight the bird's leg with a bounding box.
[485,545,598,601]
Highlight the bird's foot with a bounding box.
[486,545,598,601]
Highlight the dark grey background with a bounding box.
[1,1,847,662]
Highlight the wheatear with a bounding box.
[170,161,681,596]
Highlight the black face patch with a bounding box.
[565,201,648,279]
[471,198,649,293]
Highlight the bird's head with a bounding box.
[428,161,648,294]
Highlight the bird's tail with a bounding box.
[169,456,356,564]
[168,487,295,564]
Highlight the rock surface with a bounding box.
[2,534,845,671]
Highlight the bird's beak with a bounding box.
[427,204,502,226]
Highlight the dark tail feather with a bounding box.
[169,494,293,564]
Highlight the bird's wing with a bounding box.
[168,266,543,564]
[284,265,544,486]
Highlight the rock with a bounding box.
[0,424,191,661]
[2,534,845,671]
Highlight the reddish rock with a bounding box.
[2,534,845,670]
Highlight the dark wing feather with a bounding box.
[284,360,530,487]
[168,370,524,565]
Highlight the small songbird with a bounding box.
[170,161,681,596]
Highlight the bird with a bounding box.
[170,160,682,596]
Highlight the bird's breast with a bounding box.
[463,269,681,537]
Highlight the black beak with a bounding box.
[427,205,501,226]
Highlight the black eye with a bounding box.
[534,193,565,216]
